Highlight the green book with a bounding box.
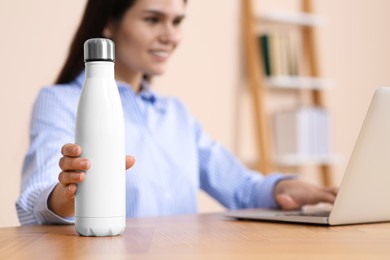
[260,34,271,76]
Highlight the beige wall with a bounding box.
[1,0,390,227]
[0,0,87,227]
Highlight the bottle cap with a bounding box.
[84,38,115,62]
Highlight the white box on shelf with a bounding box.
[273,107,330,165]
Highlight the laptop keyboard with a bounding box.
[285,210,331,217]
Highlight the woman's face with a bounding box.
[105,0,186,81]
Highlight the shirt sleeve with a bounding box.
[16,87,77,225]
[194,119,293,209]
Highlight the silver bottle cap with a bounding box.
[84,38,115,62]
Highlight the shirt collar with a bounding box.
[73,71,163,108]
[137,80,157,104]
[73,72,84,88]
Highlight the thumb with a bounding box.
[276,194,300,210]
[125,155,136,170]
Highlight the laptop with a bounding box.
[225,87,390,225]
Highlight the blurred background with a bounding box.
[1,0,390,227]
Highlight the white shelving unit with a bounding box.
[265,76,332,90]
[274,154,341,167]
[258,10,326,27]
[242,0,335,186]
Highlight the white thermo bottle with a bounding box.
[74,38,126,236]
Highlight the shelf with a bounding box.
[273,154,342,167]
[242,0,334,186]
[265,76,333,90]
[257,10,326,27]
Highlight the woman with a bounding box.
[16,0,337,225]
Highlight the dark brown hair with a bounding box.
[55,0,187,84]
[55,0,137,84]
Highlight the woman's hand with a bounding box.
[48,143,135,218]
[274,179,338,210]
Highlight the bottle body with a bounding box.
[74,61,126,236]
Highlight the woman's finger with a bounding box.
[276,194,300,210]
[320,191,337,204]
[58,171,86,186]
[59,157,90,171]
[61,143,81,157]
[126,155,136,170]
[324,187,339,196]
[64,183,78,200]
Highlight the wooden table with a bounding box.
[1,213,390,259]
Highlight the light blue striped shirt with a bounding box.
[16,72,287,225]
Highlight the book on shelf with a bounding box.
[273,107,330,161]
[260,34,271,76]
[258,31,300,78]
